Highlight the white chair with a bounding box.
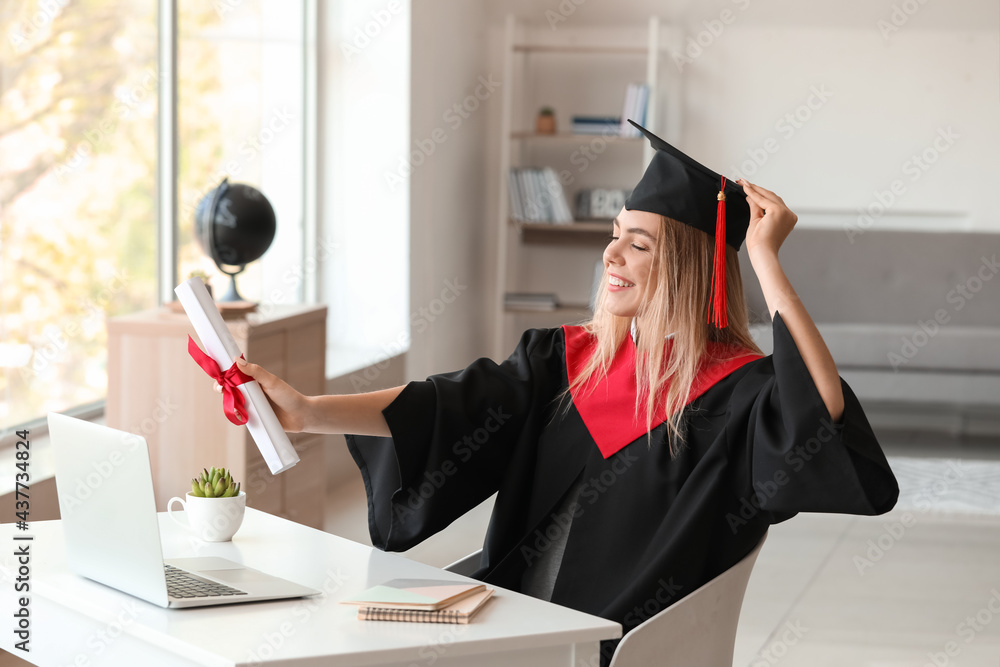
[444,532,767,667]
[608,531,768,667]
[443,550,483,577]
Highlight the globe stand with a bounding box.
[217,266,247,303]
[195,178,276,310]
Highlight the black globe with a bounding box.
[195,178,276,302]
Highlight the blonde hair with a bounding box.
[565,215,762,457]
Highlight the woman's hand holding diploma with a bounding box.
[215,358,310,432]
[215,359,404,437]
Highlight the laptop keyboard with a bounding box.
[165,564,249,599]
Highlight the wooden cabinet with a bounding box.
[106,304,328,529]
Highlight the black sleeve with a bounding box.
[344,328,564,552]
[739,312,899,518]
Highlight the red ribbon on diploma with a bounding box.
[187,335,254,425]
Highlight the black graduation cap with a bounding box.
[623,119,750,328]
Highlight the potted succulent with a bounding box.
[536,106,556,134]
[191,466,241,498]
[167,467,246,542]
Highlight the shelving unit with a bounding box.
[492,15,681,358]
[517,221,612,245]
[510,132,647,142]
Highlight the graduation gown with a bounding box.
[345,312,898,662]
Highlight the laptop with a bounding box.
[47,412,322,608]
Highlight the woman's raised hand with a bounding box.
[214,358,311,433]
[739,178,797,260]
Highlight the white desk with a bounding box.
[0,509,620,666]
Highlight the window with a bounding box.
[0,0,309,433]
[1,1,159,430]
[177,1,306,305]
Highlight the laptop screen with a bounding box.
[48,413,170,607]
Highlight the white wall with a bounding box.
[681,24,998,233]
[480,0,999,233]
[334,0,999,376]
[407,0,493,379]
[318,1,410,378]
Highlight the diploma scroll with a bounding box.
[174,277,300,474]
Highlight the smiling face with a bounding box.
[601,207,660,318]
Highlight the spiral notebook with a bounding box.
[342,579,485,610]
[357,587,495,624]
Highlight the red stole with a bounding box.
[563,325,763,458]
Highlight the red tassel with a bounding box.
[709,176,728,328]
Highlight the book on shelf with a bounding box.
[508,167,573,224]
[619,83,649,137]
[621,84,637,135]
[514,168,531,221]
[508,166,525,223]
[342,579,486,611]
[505,292,560,311]
[570,115,622,135]
[568,81,649,137]
[357,588,495,625]
[525,168,545,221]
[543,167,574,223]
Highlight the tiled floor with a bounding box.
[324,431,1000,667]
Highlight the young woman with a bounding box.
[219,123,898,663]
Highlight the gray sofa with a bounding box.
[739,228,1000,437]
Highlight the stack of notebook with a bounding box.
[342,579,495,624]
